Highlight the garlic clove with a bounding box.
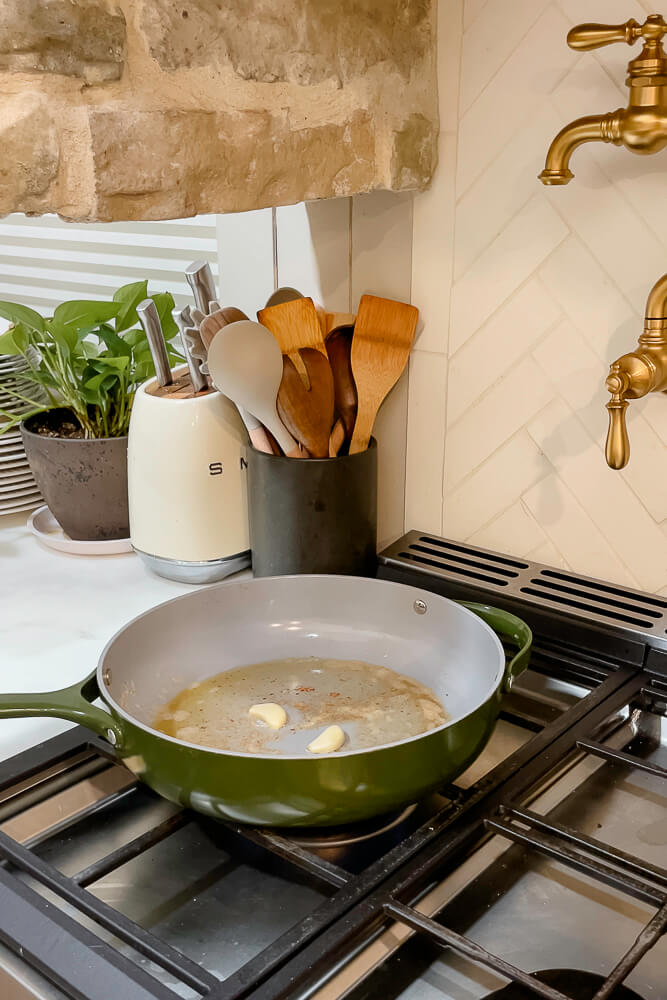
[248,702,287,730]
[307,724,345,754]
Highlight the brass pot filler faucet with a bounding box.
[539,15,667,470]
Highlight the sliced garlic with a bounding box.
[249,702,287,730]
[307,724,345,754]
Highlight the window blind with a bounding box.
[0,213,219,321]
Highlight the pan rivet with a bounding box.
[103,667,112,686]
[106,728,117,746]
[413,600,427,615]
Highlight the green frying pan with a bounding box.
[0,575,531,827]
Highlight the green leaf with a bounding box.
[91,355,130,371]
[166,341,184,362]
[0,322,29,355]
[133,359,154,383]
[80,340,99,359]
[45,316,77,353]
[97,323,132,358]
[53,300,121,337]
[113,281,148,333]
[124,328,146,349]
[0,301,45,333]
[85,372,110,391]
[151,292,178,340]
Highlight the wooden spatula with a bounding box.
[325,325,357,442]
[257,297,328,390]
[349,294,419,454]
[277,349,334,459]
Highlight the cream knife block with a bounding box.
[128,368,250,581]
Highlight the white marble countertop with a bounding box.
[0,510,231,763]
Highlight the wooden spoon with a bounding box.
[200,307,248,350]
[277,349,334,459]
[325,325,357,441]
[329,418,346,457]
[349,294,419,454]
[206,320,305,458]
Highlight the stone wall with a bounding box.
[0,0,438,221]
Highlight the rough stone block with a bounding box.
[0,94,59,214]
[0,0,126,82]
[140,0,431,85]
[0,0,438,221]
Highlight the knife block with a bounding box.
[128,367,250,583]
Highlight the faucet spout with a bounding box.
[645,271,667,321]
[604,271,667,469]
[538,112,622,185]
[540,17,667,185]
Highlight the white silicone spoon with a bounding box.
[206,320,304,458]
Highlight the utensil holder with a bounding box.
[248,439,377,577]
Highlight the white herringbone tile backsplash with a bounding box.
[408,0,667,594]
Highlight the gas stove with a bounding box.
[0,532,665,1000]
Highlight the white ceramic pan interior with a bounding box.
[99,575,506,757]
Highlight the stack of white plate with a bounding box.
[0,354,43,515]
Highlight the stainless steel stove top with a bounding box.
[320,707,666,1000]
[0,532,665,1000]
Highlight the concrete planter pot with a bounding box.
[21,408,129,541]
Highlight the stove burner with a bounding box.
[486,969,645,999]
[286,802,419,848]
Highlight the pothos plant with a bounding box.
[0,281,182,438]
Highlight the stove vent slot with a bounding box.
[416,536,528,569]
[398,536,526,587]
[521,571,662,628]
[540,569,667,609]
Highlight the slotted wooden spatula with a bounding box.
[349,294,419,454]
[277,349,334,458]
[257,295,328,380]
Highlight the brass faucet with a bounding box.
[539,14,667,185]
[605,273,667,469]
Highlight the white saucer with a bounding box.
[28,505,133,556]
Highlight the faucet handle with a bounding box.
[605,369,631,470]
[568,19,642,51]
[568,16,667,51]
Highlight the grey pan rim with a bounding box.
[97,574,507,761]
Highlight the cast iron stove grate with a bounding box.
[0,533,664,1000]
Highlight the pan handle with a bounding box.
[0,672,123,746]
[460,602,532,693]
